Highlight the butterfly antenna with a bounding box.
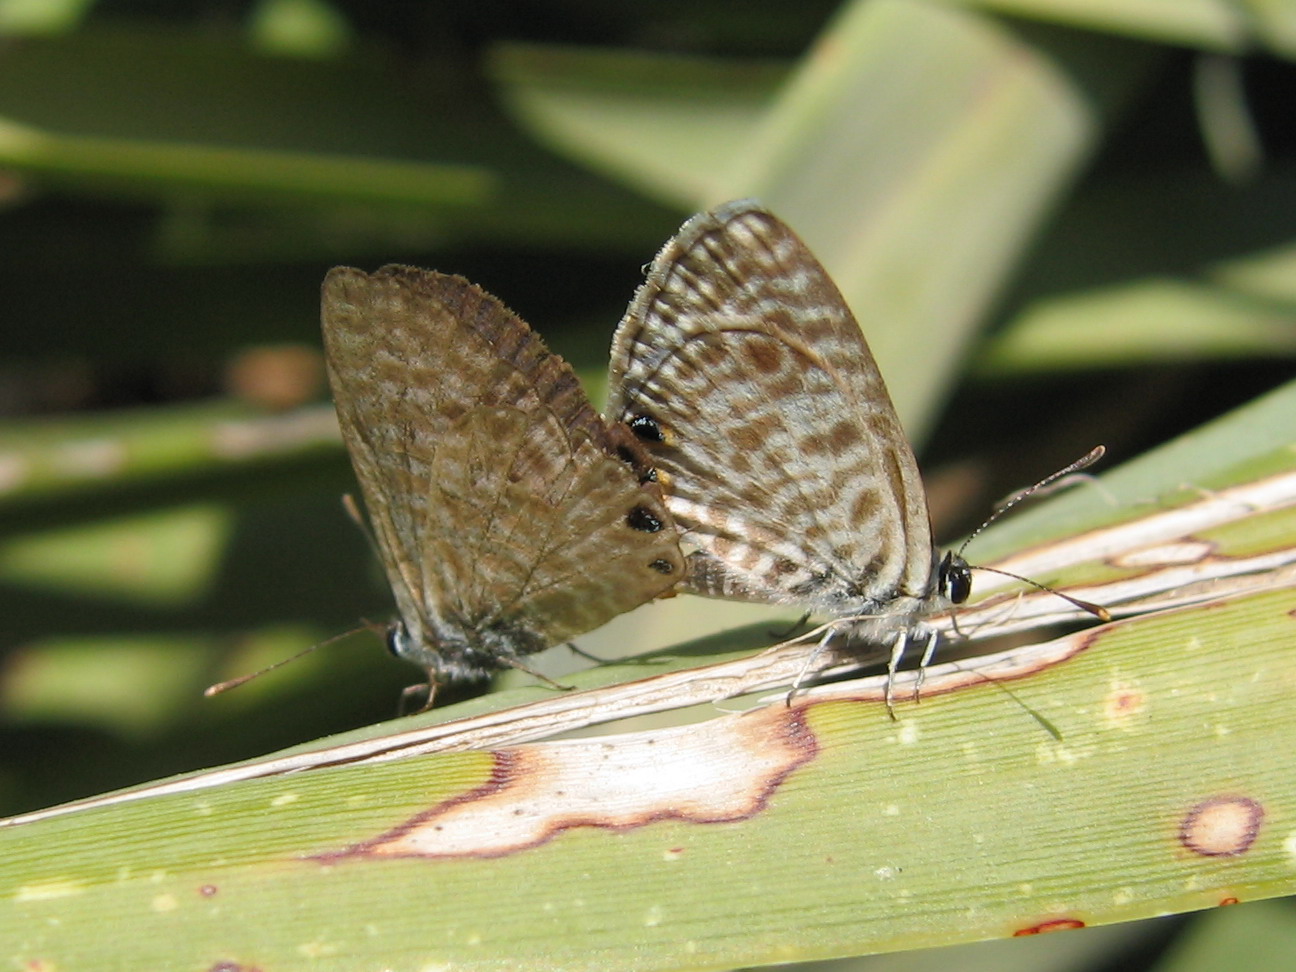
[954,445,1110,623]
[956,446,1106,559]
[971,564,1110,621]
[204,624,372,697]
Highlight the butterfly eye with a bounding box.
[385,621,412,659]
[940,551,972,604]
[626,505,664,533]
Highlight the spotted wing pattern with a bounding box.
[322,266,684,689]
[607,201,944,638]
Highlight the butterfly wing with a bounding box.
[322,266,683,683]
[607,201,938,619]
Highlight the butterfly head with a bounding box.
[938,550,972,606]
[385,618,417,663]
[385,612,557,682]
[384,617,464,678]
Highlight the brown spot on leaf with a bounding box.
[1102,683,1146,725]
[1180,796,1263,856]
[198,884,218,897]
[327,705,817,860]
[1220,896,1240,906]
[1013,918,1085,936]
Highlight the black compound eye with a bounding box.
[941,551,972,605]
[626,505,663,533]
[385,621,409,659]
[629,414,665,442]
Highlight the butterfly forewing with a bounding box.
[425,404,678,645]
[607,201,940,626]
[322,266,684,689]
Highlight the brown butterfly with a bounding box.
[606,202,971,700]
[322,266,684,706]
[607,202,1104,705]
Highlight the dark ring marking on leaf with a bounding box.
[649,558,675,574]
[1180,796,1264,857]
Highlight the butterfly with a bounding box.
[605,201,972,703]
[322,265,685,706]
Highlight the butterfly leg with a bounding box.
[911,628,941,702]
[399,680,436,715]
[884,630,911,719]
[785,624,837,706]
[501,656,575,692]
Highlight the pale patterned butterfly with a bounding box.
[606,200,979,705]
[322,266,684,707]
